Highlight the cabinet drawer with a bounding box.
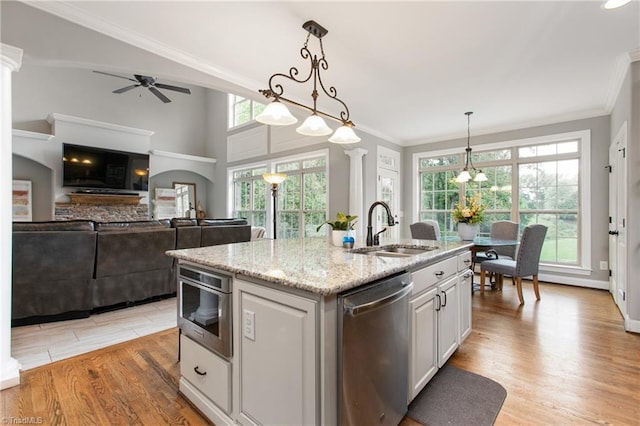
[411,257,457,295]
[181,335,231,414]
[457,251,472,271]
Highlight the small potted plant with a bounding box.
[317,212,358,246]
[452,194,486,240]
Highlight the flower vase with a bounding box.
[458,223,479,241]
[332,230,347,247]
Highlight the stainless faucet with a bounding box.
[366,201,396,246]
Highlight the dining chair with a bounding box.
[479,224,548,304]
[410,220,441,241]
[474,221,519,263]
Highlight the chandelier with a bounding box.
[255,20,361,144]
[456,111,487,183]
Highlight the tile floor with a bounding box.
[11,297,177,371]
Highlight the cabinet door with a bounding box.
[437,276,459,367]
[235,280,318,426]
[458,270,473,342]
[409,286,439,401]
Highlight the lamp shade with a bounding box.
[473,171,488,182]
[262,173,287,185]
[456,170,471,183]
[328,124,361,144]
[255,100,298,126]
[296,114,333,136]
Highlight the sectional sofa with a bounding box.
[11,218,251,326]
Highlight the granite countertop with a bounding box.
[166,237,473,295]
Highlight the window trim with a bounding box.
[227,149,330,236]
[412,129,591,274]
[227,94,265,130]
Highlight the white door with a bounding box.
[377,169,400,240]
[609,124,628,318]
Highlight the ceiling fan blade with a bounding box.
[93,70,137,82]
[113,84,140,94]
[149,87,171,103]
[154,83,191,94]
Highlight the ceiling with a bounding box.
[13,1,640,146]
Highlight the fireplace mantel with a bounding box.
[67,193,143,205]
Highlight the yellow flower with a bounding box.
[452,195,486,224]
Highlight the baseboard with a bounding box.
[624,316,640,333]
[0,357,21,390]
[537,272,609,290]
[179,377,234,425]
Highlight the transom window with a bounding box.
[228,94,265,129]
[415,131,589,270]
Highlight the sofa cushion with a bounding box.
[13,220,95,232]
[198,218,248,227]
[96,219,170,232]
[95,227,176,277]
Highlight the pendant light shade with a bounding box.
[255,100,298,126]
[456,169,472,183]
[457,111,486,184]
[328,123,361,144]
[258,20,360,145]
[474,171,488,182]
[296,114,333,136]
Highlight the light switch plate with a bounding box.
[600,261,608,270]
[243,309,255,341]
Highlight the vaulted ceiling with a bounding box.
[5,1,640,145]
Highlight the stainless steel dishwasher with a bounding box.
[338,271,413,426]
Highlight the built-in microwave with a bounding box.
[177,264,232,358]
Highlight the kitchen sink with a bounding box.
[353,245,435,257]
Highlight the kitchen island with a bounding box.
[167,237,473,426]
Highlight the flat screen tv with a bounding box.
[62,143,149,191]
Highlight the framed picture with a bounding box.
[12,180,32,222]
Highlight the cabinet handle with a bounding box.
[435,294,441,311]
[463,259,471,265]
[194,366,207,376]
[441,290,447,307]
[434,271,445,278]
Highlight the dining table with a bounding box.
[444,236,520,291]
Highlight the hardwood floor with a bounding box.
[2,281,638,425]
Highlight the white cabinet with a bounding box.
[458,268,473,342]
[180,334,232,414]
[409,251,472,401]
[234,278,318,426]
[409,285,438,399]
[437,275,459,367]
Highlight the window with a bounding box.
[276,156,327,239]
[228,151,329,239]
[228,94,265,129]
[415,130,590,271]
[231,166,268,227]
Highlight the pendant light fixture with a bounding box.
[256,20,361,144]
[456,111,488,183]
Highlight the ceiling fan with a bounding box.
[93,71,191,103]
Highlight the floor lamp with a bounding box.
[262,173,287,239]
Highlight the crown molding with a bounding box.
[0,43,23,71]
[46,113,154,137]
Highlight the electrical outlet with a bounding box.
[600,261,608,270]
[243,309,255,341]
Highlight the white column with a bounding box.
[344,148,368,239]
[1,43,23,390]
